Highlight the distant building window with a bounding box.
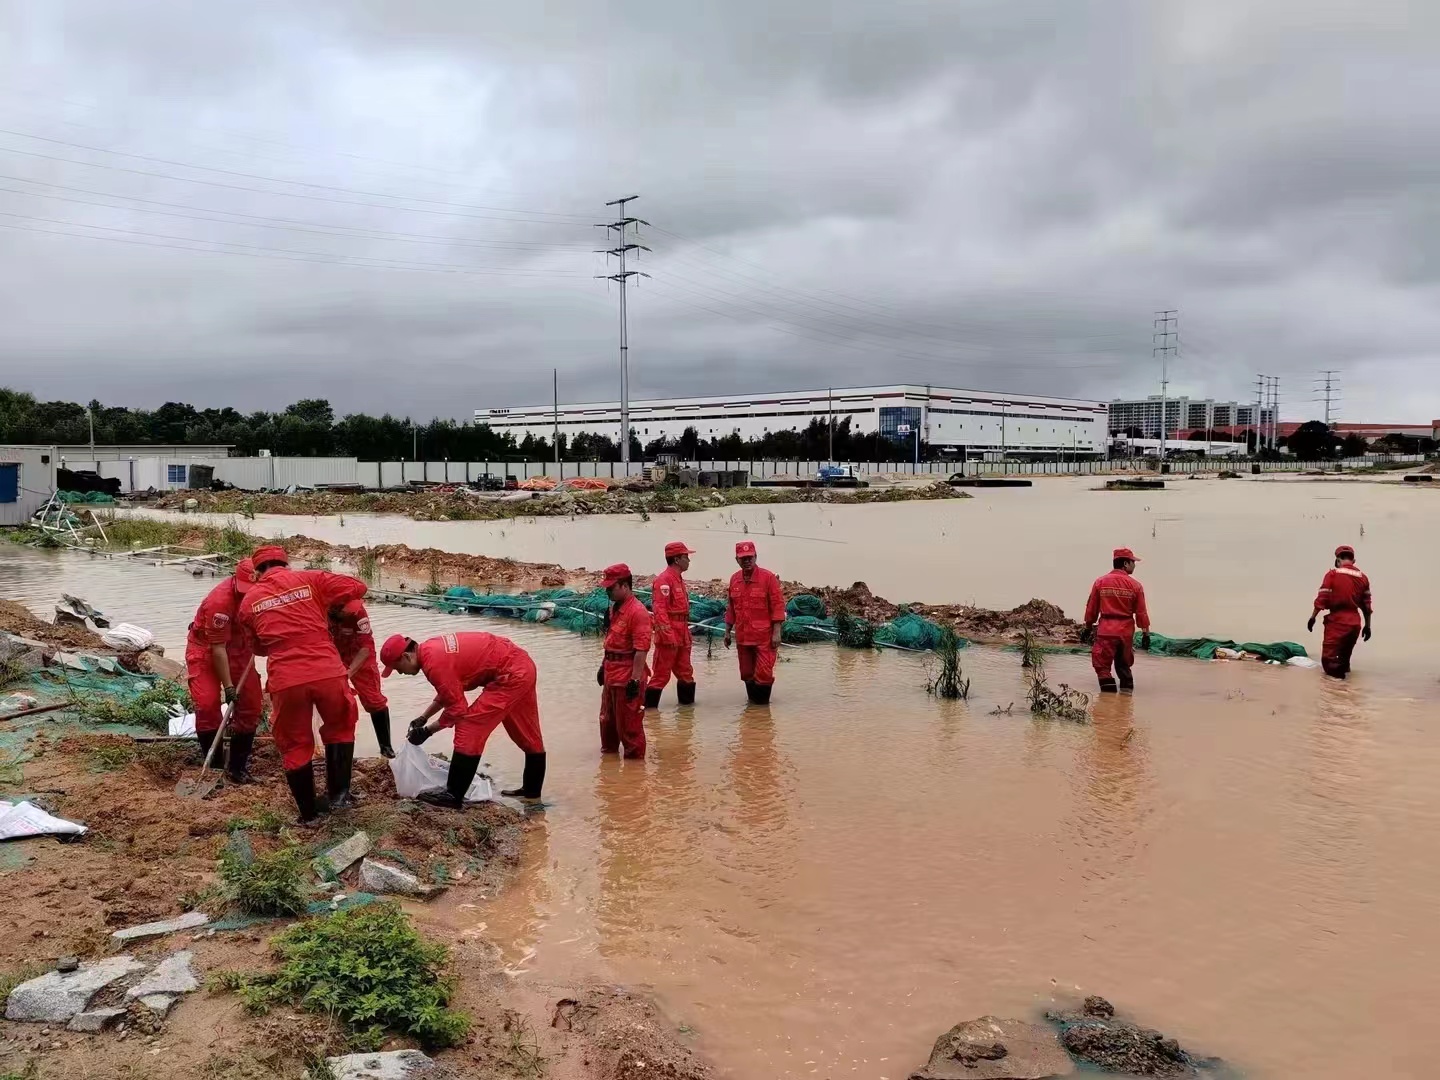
[167,464,188,485]
[0,464,17,504]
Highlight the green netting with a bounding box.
[786,593,826,618]
[56,490,116,505]
[1138,632,1308,663]
[874,612,950,651]
[0,659,181,759]
[781,615,837,644]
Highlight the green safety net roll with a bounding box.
[56,490,117,505]
[1138,632,1308,663]
[875,612,950,651]
[786,594,826,618]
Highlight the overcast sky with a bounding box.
[1,0,1435,423]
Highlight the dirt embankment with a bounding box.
[0,731,711,1080]
[151,479,970,522]
[0,598,108,652]
[282,537,1084,645]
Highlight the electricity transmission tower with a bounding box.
[597,196,649,466]
[1153,310,1178,459]
[1315,370,1341,426]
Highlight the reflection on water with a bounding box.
[3,543,1438,1078]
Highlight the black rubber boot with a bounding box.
[418,752,481,809]
[744,680,760,704]
[196,729,225,771]
[644,686,663,709]
[502,752,546,800]
[370,707,396,759]
[1117,669,1135,693]
[285,764,325,825]
[1098,677,1119,694]
[325,743,356,810]
[752,683,773,705]
[676,681,696,706]
[226,732,255,784]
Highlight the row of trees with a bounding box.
[1117,420,1432,458]
[0,390,932,462]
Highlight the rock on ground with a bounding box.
[1047,997,1196,1078]
[67,1006,127,1033]
[125,951,199,1000]
[111,910,210,942]
[358,857,446,899]
[327,1049,434,1079]
[910,1016,1075,1080]
[5,955,147,1023]
[316,830,372,877]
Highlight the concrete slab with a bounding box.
[125,951,198,1000]
[111,911,210,943]
[327,1049,435,1079]
[5,956,147,1023]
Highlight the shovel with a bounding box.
[176,658,254,800]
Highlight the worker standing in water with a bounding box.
[723,541,786,705]
[330,597,395,758]
[1308,544,1372,679]
[1082,547,1151,693]
[238,545,367,824]
[598,564,651,758]
[184,558,262,783]
[380,631,546,804]
[647,541,697,708]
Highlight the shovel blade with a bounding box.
[175,773,222,800]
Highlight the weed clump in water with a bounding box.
[423,553,444,595]
[926,627,970,700]
[219,840,309,917]
[356,547,380,585]
[1021,642,1090,722]
[834,607,875,650]
[214,904,469,1051]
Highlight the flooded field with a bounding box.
[146,475,1440,680]
[7,476,1438,1079]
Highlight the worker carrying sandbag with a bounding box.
[724,541,785,705]
[1082,547,1151,693]
[382,631,546,804]
[1307,544,1372,679]
[647,540,697,709]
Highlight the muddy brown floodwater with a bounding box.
[10,477,1440,1079]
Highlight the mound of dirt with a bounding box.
[0,598,107,651]
[551,986,713,1080]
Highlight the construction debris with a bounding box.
[5,955,147,1023]
[110,911,210,943]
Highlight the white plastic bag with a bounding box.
[101,623,156,651]
[1286,655,1321,669]
[0,800,87,841]
[389,742,495,803]
[167,710,197,737]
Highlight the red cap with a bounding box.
[735,541,757,558]
[664,541,695,558]
[1335,544,1355,558]
[251,544,288,569]
[379,634,409,677]
[1113,547,1140,562]
[233,558,255,594]
[600,563,631,587]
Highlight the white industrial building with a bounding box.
[1107,396,1276,437]
[479,384,1109,458]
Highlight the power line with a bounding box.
[597,196,649,465]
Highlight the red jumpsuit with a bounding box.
[1084,569,1151,687]
[330,599,387,714]
[725,566,785,686]
[418,632,544,756]
[185,577,262,735]
[600,595,651,758]
[1313,565,1372,679]
[648,564,694,691]
[239,568,366,771]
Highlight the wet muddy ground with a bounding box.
[5,477,1438,1078]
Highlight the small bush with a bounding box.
[225,808,288,836]
[926,627,970,700]
[67,678,191,732]
[216,904,469,1051]
[86,743,137,772]
[220,840,309,917]
[423,554,444,595]
[136,739,197,781]
[356,548,380,585]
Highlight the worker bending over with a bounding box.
[724,541,785,705]
[330,598,395,757]
[381,631,546,805]
[598,564,651,758]
[185,558,262,783]
[1082,547,1151,693]
[647,541,697,708]
[1308,544,1373,679]
[238,545,367,824]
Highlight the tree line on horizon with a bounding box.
[0,388,929,462]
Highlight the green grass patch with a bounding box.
[86,743,137,772]
[226,808,288,836]
[94,514,259,560]
[0,964,43,1004]
[220,840,309,917]
[215,904,469,1051]
[63,677,191,733]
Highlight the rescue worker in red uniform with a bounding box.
[237,545,367,824]
[380,630,546,805]
[1082,547,1151,693]
[1308,544,1372,679]
[646,541,697,708]
[723,541,785,705]
[330,598,394,758]
[598,564,651,758]
[185,558,262,783]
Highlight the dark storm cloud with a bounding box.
[0,0,1434,422]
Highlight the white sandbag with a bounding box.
[167,711,197,737]
[0,800,87,841]
[389,742,494,803]
[100,623,156,651]
[1286,655,1321,669]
